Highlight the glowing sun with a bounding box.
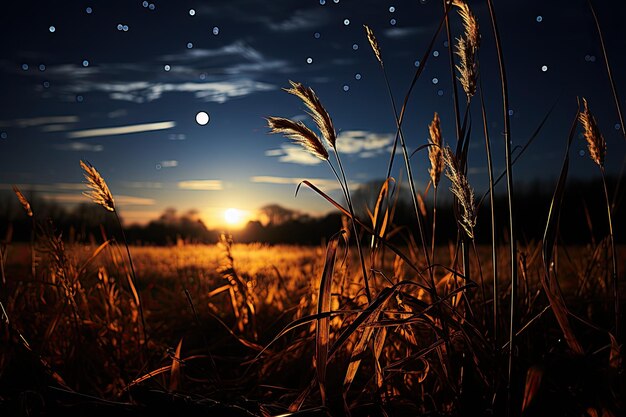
[224,208,244,227]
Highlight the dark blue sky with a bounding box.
[1,0,624,227]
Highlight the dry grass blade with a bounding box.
[12,185,33,217]
[443,147,477,238]
[608,332,621,369]
[428,113,444,188]
[316,231,343,405]
[267,117,329,161]
[521,365,543,411]
[364,25,382,66]
[169,337,184,391]
[579,98,606,167]
[284,81,337,148]
[80,160,115,212]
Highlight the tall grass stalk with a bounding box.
[364,24,437,288]
[485,0,518,412]
[80,160,148,354]
[479,85,499,343]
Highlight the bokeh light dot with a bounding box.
[196,111,210,126]
[536,15,543,23]
[149,3,155,10]
[390,18,397,25]
[82,60,89,67]
[314,32,321,39]
[76,95,84,103]
[389,6,396,12]
[43,81,50,88]
[344,19,350,26]
[343,84,349,92]
[49,26,56,33]
[355,73,361,80]
[432,77,439,84]
[0,132,7,140]
[142,1,148,7]
[352,43,358,50]
[615,123,621,130]
[164,64,171,71]
[212,27,220,35]
[117,24,123,30]
[306,57,313,64]
[320,0,325,4]
[21,64,28,71]
[508,109,514,116]
[433,50,439,57]
[86,7,93,14]
[189,9,196,16]
[414,60,420,67]
[38,64,46,71]
[437,89,444,96]
[579,150,585,157]
[541,65,548,72]
[187,42,193,49]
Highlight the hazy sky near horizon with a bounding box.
[1,0,625,227]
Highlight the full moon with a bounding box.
[195,111,210,126]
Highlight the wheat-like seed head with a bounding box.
[428,113,444,188]
[284,81,337,149]
[443,147,476,238]
[579,98,606,167]
[80,160,115,212]
[453,0,480,49]
[12,185,33,217]
[267,117,329,161]
[453,0,479,100]
[364,25,383,66]
[455,36,478,100]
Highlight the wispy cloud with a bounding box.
[77,80,275,104]
[267,9,329,31]
[40,193,155,206]
[265,144,324,165]
[177,180,223,191]
[121,181,163,189]
[383,26,431,39]
[54,142,104,152]
[251,176,359,192]
[41,124,74,133]
[67,121,175,139]
[0,115,79,128]
[336,131,394,157]
[158,160,178,168]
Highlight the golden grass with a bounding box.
[579,97,607,167]
[267,116,329,161]
[80,160,115,212]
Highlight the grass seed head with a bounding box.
[579,98,606,167]
[80,160,115,212]
[267,117,329,161]
[364,25,383,66]
[285,81,337,149]
[443,147,477,238]
[428,113,444,188]
[12,185,33,217]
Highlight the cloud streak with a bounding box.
[67,121,175,139]
[177,180,223,191]
[251,175,359,191]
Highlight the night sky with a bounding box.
[1,0,625,227]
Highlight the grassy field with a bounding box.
[1,239,623,416]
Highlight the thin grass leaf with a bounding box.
[542,105,584,355]
[316,231,344,404]
[169,337,184,391]
[521,365,543,411]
